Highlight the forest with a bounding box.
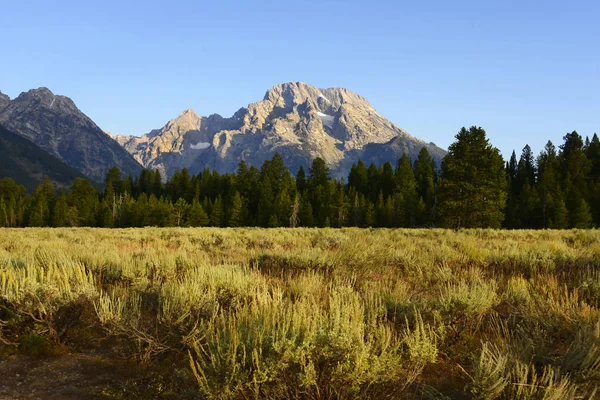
[0,127,599,229]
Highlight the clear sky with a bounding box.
[1,0,598,159]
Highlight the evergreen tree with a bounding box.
[298,194,314,227]
[395,154,418,226]
[67,177,99,226]
[586,133,600,226]
[210,195,224,227]
[366,163,381,201]
[188,200,210,227]
[559,131,591,227]
[28,176,56,227]
[380,162,396,199]
[537,141,567,229]
[413,147,437,225]
[228,191,244,227]
[308,158,331,226]
[296,166,307,194]
[52,195,71,227]
[571,198,593,228]
[348,160,368,195]
[173,198,190,226]
[439,126,507,228]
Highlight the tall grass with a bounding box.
[0,227,599,398]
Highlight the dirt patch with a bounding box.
[0,354,139,399]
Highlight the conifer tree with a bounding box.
[67,177,99,226]
[296,166,307,194]
[210,195,224,227]
[228,191,244,227]
[52,195,70,227]
[439,126,507,228]
[559,131,591,227]
[188,200,210,227]
[173,198,189,226]
[414,147,437,224]
[537,141,567,229]
[395,154,418,226]
[299,194,314,227]
[586,133,600,225]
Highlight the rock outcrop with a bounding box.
[0,92,10,112]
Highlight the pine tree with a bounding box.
[571,198,593,228]
[364,200,375,227]
[586,133,600,226]
[438,126,507,228]
[173,198,190,226]
[296,166,307,194]
[559,131,592,227]
[348,160,369,196]
[537,141,567,229]
[380,162,396,199]
[299,194,314,227]
[67,177,99,226]
[210,195,224,227]
[52,195,70,227]
[228,191,244,227]
[28,177,56,227]
[395,154,418,226]
[414,147,437,225]
[188,201,209,227]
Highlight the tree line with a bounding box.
[1,126,598,229]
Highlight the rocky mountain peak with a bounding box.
[12,87,79,114]
[167,108,202,131]
[0,87,143,181]
[116,82,446,179]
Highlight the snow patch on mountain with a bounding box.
[318,93,331,103]
[317,112,335,129]
[190,141,211,150]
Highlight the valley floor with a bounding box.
[1,228,599,399]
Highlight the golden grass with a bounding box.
[0,227,599,398]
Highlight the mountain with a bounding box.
[0,88,143,182]
[0,124,84,191]
[116,82,446,178]
[0,91,10,111]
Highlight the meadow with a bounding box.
[1,228,600,399]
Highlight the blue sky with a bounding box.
[1,0,598,159]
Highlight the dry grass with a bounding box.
[0,228,599,398]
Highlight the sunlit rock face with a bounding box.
[115,82,446,178]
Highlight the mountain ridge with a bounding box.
[0,124,84,191]
[116,82,446,178]
[0,88,143,181]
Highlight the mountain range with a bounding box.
[0,88,142,182]
[0,83,446,187]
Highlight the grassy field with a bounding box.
[1,228,599,399]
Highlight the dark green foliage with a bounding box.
[210,195,224,227]
[188,200,209,227]
[2,126,600,229]
[439,126,507,228]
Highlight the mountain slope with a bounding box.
[116,82,446,178]
[0,124,84,191]
[0,88,143,181]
